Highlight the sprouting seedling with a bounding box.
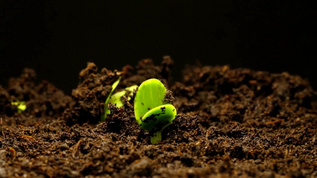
[101,77,138,121]
[101,77,121,122]
[134,78,177,144]
[108,85,138,108]
[11,100,27,114]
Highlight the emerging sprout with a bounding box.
[108,85,137,108]
[101,77,137,121]
[11,100,27,113]
[134,78,177,144]
[101,77,121,121]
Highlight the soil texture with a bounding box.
[0,56,316,177]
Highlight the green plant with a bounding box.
[101,77,137,121]
[108,85,137,109]
[134,78,177,144]
[11,100,27,113]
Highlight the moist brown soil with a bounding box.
[0,57,316,177]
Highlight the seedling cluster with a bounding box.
[103,78,177,144]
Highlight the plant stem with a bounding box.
[150,131,162,144]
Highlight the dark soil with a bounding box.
[1,56,316,177]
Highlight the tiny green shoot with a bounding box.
[134,78,177,144]
[11,100,27,113]
[101,77,138,121]
[101,77,121,122]
[108,85,138,108]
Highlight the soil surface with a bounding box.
[1,56,316,177]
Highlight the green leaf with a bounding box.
[101,77,121,122]
[11,101,27,113]
[140,104,177,131]
[101,77,138,122]
[109,90,126,108]
[108,85,138,108]
[141,104,177,144]
[106,77,121,107]
[134,78,166,125]
[134,78,177,144]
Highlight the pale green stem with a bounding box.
[150,131,162,144]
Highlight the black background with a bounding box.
[1,1,316,94]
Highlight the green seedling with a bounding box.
[101,77,137,121]
[101,77,121,121]
[134,78,177,144]
[108,85,138,108]
[11,100,27,113]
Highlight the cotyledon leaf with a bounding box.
[134,78,166,125]
[101,77,121,121]
[140,104,177,131]
[108,85,138,108]
[11,101,27,113]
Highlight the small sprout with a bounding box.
[134,78,177,144]
[101,77,138,121]
[108,85,138,108]
[11,100,27,113]
[101,77,121,122]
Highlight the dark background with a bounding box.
[1,1,316,94]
